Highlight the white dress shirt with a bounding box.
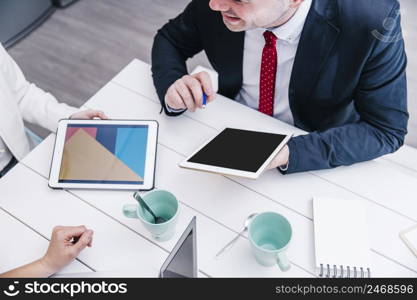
[0,44,78,172]
[235,0,312,125]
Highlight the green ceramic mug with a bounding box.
[248,212,292,271]
[123,190,179,241]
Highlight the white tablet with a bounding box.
[49,119,158,191]
[179,128,292,179]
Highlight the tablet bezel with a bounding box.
[49,119,158,191]
[179,128,293,179]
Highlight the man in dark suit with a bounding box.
[151,0,408,174]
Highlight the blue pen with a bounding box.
[202,93,207,109]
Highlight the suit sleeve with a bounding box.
[151,0,203,116]
[1,45,78,132]
[283,4,408,174]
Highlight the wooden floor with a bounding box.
[8,0,417,148]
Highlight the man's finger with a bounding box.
[176,79,196,112]
[183,76,204,109]
[206,93,217,103]
[166,88,186,110]
[194,72,214,101]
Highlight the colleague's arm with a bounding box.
[0,46,107,132]
[0,46,78,131]
[0,226,93,278]
[152,0,215,115]
[283,6,408,174]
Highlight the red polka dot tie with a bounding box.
[259,31,278,116]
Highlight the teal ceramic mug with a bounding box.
[248,212,292,271]
[123,190,179,241]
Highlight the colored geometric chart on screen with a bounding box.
[59,125,148,183]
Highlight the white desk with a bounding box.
[1,59,416,277]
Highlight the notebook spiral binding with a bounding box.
[318,263,371,278]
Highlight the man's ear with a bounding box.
[289,0,305,9]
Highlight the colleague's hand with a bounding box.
[40,226,93,274]
[165,71,216,112]
[70,109,108,120]
[266,145,290,170]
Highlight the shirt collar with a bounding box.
[267,0,312,44]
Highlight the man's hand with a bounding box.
[165,71,216,112]
[70,109,108,120]
[266,145,290,170]
[40,226,94,275]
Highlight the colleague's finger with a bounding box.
[84,229,93,248]
[93,110,108,120]
[85,110,95,118]
[85,110,104,119]
[166,87,186,110]
[59,225,88,241]
[194,72,215,103]
[183,76,204,108]
[175,79,196,112]
[72,230,93,254]
[52,226,64,234]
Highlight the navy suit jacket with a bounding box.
[151,0,408,174]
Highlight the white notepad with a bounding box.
[313,197,372,278]
[400,225,417,258]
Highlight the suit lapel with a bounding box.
[290,0,340,101]
[216,25,245,99]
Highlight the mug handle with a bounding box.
[123,204,139,219]
[276,252,291,272]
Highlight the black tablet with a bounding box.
[180,128,292,179]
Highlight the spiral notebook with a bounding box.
[400,225,417,258]
[313,197,372,278]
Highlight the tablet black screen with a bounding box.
[187,128,287,173]
[161,230,194,278]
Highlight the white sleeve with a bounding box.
[279,161,289,172]
[165,95,186,113]
[0,44,79,132]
